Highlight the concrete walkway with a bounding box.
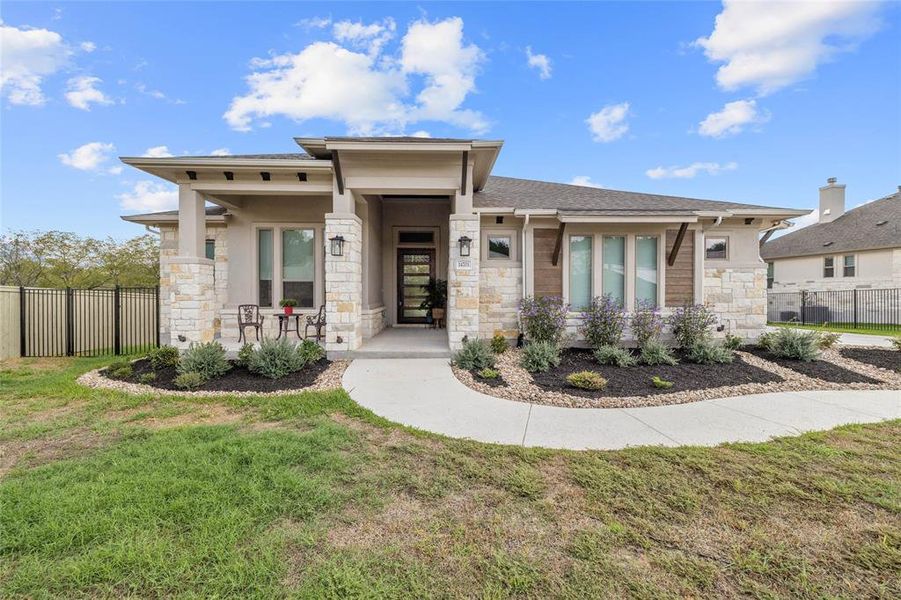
[343,359,900,450]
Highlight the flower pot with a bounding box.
[432,308,445,320]
[283,306,293,315]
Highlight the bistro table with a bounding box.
[275,313,302,340]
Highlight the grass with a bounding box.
[1,356,900,598]
[769,321,900,337]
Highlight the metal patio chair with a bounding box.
[304,305,326,342]
[237,304,265,343]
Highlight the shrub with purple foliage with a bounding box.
[631,301,664,348]
[580,295,627,349]
[519,296,569,345]
[668,304,717,349]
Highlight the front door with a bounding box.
[397,248,435,324]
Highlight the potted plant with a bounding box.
[279,298,298,315]
[420,278,447,324]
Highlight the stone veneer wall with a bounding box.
[159,225,228,345]
[361,306,387,339]
[324,214,363,355]
[447,216,480,350]
[703,265,767,340]
[168,257,215,348]
[479,263,522,339]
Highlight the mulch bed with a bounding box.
[110,358,332,393]
[528,348,781,399]
[744,347,882,384]
[839,348,900,373]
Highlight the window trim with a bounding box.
[480,228,518,263]
[823,256,835,278]
[843,254,856,277]
[704,235,729,261]
[252,223,324,311]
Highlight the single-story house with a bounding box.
[760,179,901,291]
[122,136,808,356]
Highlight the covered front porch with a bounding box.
[349,327,451,359]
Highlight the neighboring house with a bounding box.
[121,136,807,355]
[760,179,901,291]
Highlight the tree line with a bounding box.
[0,231,159,288]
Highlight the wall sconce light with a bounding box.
[329,235,345,256]
[458,235,472,257]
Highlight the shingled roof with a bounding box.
[760,192,901,260]
[473,176,801,215]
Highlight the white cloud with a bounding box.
[58,141,117,172]
[525,46,552,79]
[135,82,185,104]
[225,16,487,135]
[210,147,232,156]
[296,16,331,29]
[695,0,882,95]
[586,102,630,142]
[645,161,737,179]
[770,209,818,239]
[333,18,395,56]
[143,145,173,158]
[569,176,603,188]
[80,41,96,52]
[698,98,769,138]
[118,181,178,212]
[64,75,113,110]
[410,130,431,138]
[0,22,71,105]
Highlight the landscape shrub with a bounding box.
[631,301,664,349]
[566,370,607,391]
[477,367,500,380]
[651,375,673,389]
[174,371,205,390]
[723,333,743,351]
[757,330,777,352]
[148,345,179,370]
[640,340,678,366]
[519,296,568,345]
[297,339,326,364]
[520,341,561,373]
[669,304,717,350]
[594,345,636,367]
[178,341,230,380]
[247,338,305,379]
[816,331,841,350]
[686,340,734,364]
[768,328,821,361]
[490,333,509,354]
[106,360,133,380]
[893,336,901,351]
[452,338,496,371]
[579,295,626,349]
[137,372,157,385]
[236,343,255,368]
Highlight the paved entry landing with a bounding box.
[351,328,451,359]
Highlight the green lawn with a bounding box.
[1,357,899,598]
[768,322,900,337]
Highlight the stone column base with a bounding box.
[325,213,363,356]
[168,256,216,349]
[448,215,480,350]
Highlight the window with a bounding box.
[602,236,625,306]
[635,236,658,307]
[705,236,728,260]
[569,235,592,310]
[843,255,855,277]
[487,235,511,259]
[398,231,434,245]
[258,229,273,307]
[766,262,774,289]
[282,228,315,308]
[205,239,215,261]
[823,257,834,278]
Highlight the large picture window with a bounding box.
[569,235,592,310]
[282,228,315,308]
[602,236,625,306]
[258,229,273,307]
[635,236,658,307]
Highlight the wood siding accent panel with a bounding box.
[533,229,563,298]
[665,229,695,306]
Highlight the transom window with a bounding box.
[398,231,434,245]
[823,257,834,278]
[488,235,512,259]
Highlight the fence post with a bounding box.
[19,286,26,358]
[65,287,74,356]
[155,285,161,348]
[114,285,121,355]
[801,291,807,325]
[853,289,858,329]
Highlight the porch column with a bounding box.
[169,184,215,348]
[447,214,480,350]
[324,210,363,357]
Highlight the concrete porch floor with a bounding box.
[350,327,451,359]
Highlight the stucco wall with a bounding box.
[770,247,900,290]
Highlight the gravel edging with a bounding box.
[78,360,349,398]
[452,347,901,409]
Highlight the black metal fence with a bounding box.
[18,286,159,357]
[767,287,901,331]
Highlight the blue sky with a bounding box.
[2,1,899,239]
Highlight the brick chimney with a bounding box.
[819,177,845,224]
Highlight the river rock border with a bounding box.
[453,347,901,409]
[78,360,349,398]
